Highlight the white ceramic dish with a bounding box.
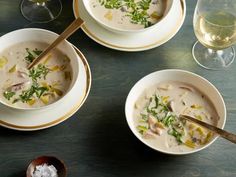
[0,45,91,131]
[125,69,226,155]
[0,28,80,110]
[73,0,186,52]
[82,0,174,34]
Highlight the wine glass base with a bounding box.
[192,41,235,70]
[21,0,62,23]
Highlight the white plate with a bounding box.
[73,0,186,52]
[0,46,91,131]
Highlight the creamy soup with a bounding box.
[0,42,72,108]
[134,81,219,152]
[90,0,167,30]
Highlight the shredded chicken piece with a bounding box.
[7,81,30,92]
[148,116,163,135]
[167,101,174,112]
[143,130,157,139]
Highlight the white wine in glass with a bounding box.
[192,0,236,70]
[21,0,62,23]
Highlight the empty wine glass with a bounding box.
[21,0,62,23]
[192,0,236,70]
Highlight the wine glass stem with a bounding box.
[208,49,226,66]
[36,2,45,6]
[192,41,235,70]
[21,0,62,23]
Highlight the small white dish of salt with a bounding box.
[26,156,66,177]
[32,163,58,177]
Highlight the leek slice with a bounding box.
[0,56,8,68]
[9,65,17,73]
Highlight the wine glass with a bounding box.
[192,0,236,70]
[20,0,62,23]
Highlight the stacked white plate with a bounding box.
[0,46,91,131]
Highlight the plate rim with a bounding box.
[73,0,186,52]
[0,45,92,131]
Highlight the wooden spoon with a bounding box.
[27,17,84,70]
[180,114,236,144]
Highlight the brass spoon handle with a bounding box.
[28,17,84,69]
[180,115,236,144]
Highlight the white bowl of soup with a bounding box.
[125,69,226,155]
[83,0,175,33]
[0,28,80,110]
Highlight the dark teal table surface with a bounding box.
[0,0,235,177]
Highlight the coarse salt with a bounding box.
[31,163,58,177]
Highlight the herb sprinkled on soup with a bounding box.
[0,42,72,108]
[134,81,219,152]
[90,0,166,29]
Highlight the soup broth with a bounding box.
[0,41,72,108]
[134,81,219,152]
[90,0,167,30]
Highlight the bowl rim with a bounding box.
[0,28,80,111]
[82,0,174,33]
[125,69,226,155]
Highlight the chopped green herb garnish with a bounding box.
[9,62,50,104]
[154,95,159,108]
[138,0,151,10]
[3,91,15,100]
[168,128,183,143]
[149,110,158,117]
[33,48,43,56]
[35,86,48,98]
[162,114,175,127]
[98,0,155,28]
[17,84,48,103]
[12,98,20,104]
[29,64,50,82]
[137,125,148,134]
[25,48,35,63]
[128,9,151,28]
[137,94,185,144]
[99,0,122,9]
[25,48,43,63]
[19,87,35,103]
[140,113,148,121]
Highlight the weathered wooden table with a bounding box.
[0,0,235,177]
